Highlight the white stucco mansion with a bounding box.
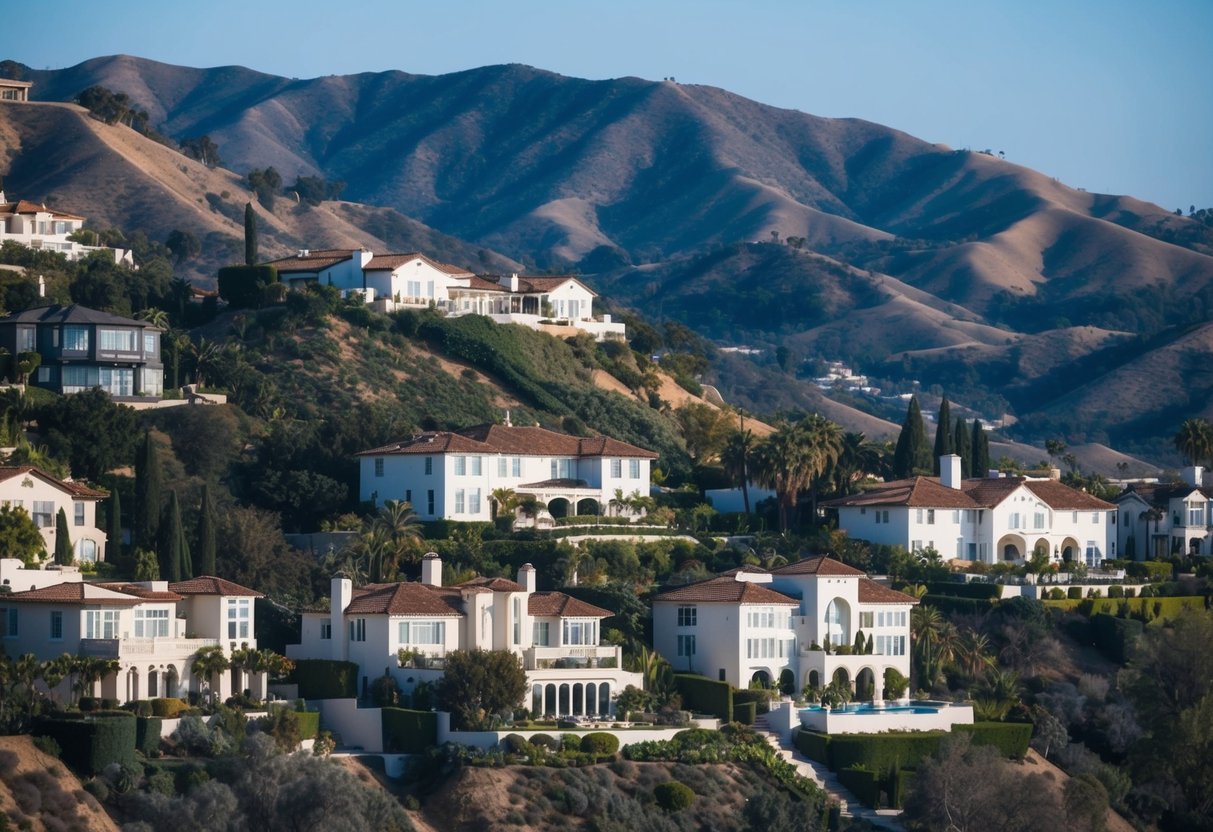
[287,555,642,717]
[824,454,1116,565]
[0,190,133,265]
[357,423,657,523]
[0,465,108,564]
[1115,466,1213,559]
[653,557,916,698]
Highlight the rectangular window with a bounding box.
[882,510,889,523]
[32,501,54,528]
[424,457,433,475]
[533,621,550,646]
[455,489,465,514]
[98,367,133,397]
[350,618,366,642]
[611,459,622,478]
[859,611,873,628]
[677,606,697,627]
[512,458,521,477]
[74,502,85,526]
[374,458,384,477]
[144,333,157,355]
[1092,513,1099,524]
[17,327,34,352]
[629,459,640,479]
[320,622,331,640]
[84,609,119,639]
[470,456,481,476]
[469,489,481,514]
[953,510,960,522]
[676,634,696,657]
[926,509,935,525]
[562,619,597,646]
[98,328,137,352]
[916,509,923,523]
[874,512,882,524]
[498,457,507,477]
[911,540,922,552]
[427,490,435,515]
[454,456,466,475]
[63,325,90,351]
[226,599,250,639]
[50,610,63,640]
[2,608,17,638]
[405,489,412,504]
[134,608,170,638]
[399,620,445,644]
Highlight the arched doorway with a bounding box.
[548,498,571,519]
[831,667,850,691]
[825,598,852,647]
[1033,538,1051,561]
[806,670,821,690]
[532,684,543,716]
[997,535,1026,562]
[576,498,600,516]
[147,667,159,699]
[165,666,179,699]
[750,670,772,689]
[855,668,876,701]
[544,683,557,716]
[779,669,795,695]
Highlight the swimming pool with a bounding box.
[799,702,942,716]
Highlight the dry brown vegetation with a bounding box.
[0,736,119,832]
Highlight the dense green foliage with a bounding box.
[892,395,930,478]
[53,508,72,565]
[35,712,136,775]
[438,649,529,730]
[288,659,359,699]
[653,780,695,811]
[673,675,733,723]
[381,708,438,753]
[135,715,163,755]
[217,264,279,308]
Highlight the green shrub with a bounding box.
[289,659,359,699]
[794,730,831,764]
[579,733,620,756]
[1068,587,1083,600]
[1126,561,1172,582]
[502,733,531,754]
[734,701,757,725]
[955,722,1032,759]
[920,595,996,614]
[35,713,136,776]
[530,733,561,751]
[149,698,189,718]
[838,766,881,808]
[1047,588,1067,601]
[674,674,732,723]
[891,768,916,809]
[653,780,695,811]
[218,264,279,309]
[295,710,320,740]
[381,708,437,754]
[1108,585,1124,598]
[32,735,61,757]
[924,581,1001,599]
[1124,587,1136,598]
[134,717,162,756]
[146,768,175,796]
[828,731,945,773]
[1089,613,1145,663]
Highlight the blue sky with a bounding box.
[2,0,1210,211]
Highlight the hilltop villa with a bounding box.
[1115,465,1213,559]
[287,556,643,717]
[357,423,657,524]
[823,454,1116,565]
[0,465,108,564]
[0,189,134,265]
[652,557,916,697]
[260,248,625,340]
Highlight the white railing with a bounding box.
[79,636,220,658]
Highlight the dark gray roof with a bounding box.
[0,304,159,330]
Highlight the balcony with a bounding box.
[79,636,221,659]
[523,644,621,670]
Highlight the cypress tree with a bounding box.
[196,484,216,576]
[134,431,163,551]
[892,396,931,479]
[244,202,258,266]
[972,419,991,477]
[159,491,184,583]
[933,396,953,474]
[178,510,193,581]
[106,488,124,574]
[54,508,73,565]
[954,417,972,478]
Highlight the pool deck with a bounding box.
[798,699,975,734]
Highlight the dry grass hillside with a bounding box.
[0,736,119,832]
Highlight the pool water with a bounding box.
[800,702,942,715]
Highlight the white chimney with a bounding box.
[508,273,520,292]
[1182,466,1204,488]
[331,576,352,661]
[299,249,309,258]
[421,552,442,587]
[940,454,962,489]
[987,469,1000,479]
[504,409,512,427]
[517,563,536,594]
[37,275,45,298]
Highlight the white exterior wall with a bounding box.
[0,475,106,562]
[653,601,741,682]
[316,252,373,292]
[365,259,465,306]
[543,281,596,321]
[0,559,83,592]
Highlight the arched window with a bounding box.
[78,539,97,563]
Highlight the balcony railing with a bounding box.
[523,644,620,670]
[79,636,221,659]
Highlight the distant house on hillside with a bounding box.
[824,454,1116,566]
[0,465,107,564]
[0,304,164,399]
[1115,466,1213,559]
[0,189,133,265]
[0,78,32,102]
[260,248,625,340]
[356,422,657,523]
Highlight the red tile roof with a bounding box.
[169,577,262,597]
[0,466,107,498]
[96,583,183,601]
[457,576,526,593]
[0,200,85,221]
[364,253,473,275]
[358,424,657,459]
[857,579,919,605]
[262,249,357,273]
[773,556,866,577]
[654,576,798,605]
[528,592,613,618]
[344,582,463,616]
[825,476,1115,512]
[2,582,142,605]
[1020,480,1116,511]
[460,275,598,297]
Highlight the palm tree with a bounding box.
[190,646,231,705]
[373,499,424,567]
[831,432,884,496]
[135,307,169,330]
[750,420,812,533]
[910,606,957,691]
[39,654,74,703]
[490,488,520,526]
[799,414,843,522]
[952,629,995,681]
[609,488,629,518]
[720,429,755,514]
[73,656,119,704]
[189,337,223,389]
[1174,418,1213,467]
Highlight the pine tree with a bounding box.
[134,431,163,551]
[244,202,258,266]
[159,491,184,582]
[933,396,953,474]
[954,417,972,479]
[196,484,216,576]
[892,395,931,479]
[971,419,991,477]
[54,508,73,565]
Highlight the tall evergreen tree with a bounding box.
[971,419,991,477]
[933,396,953,474]
[954,417,972,479]
[105,488,123,573]
[244,202,258,266]
[196,484,216,576]
[53,508,73,565]
[159,491,184,583]
[892,396,931,479]
[178,511,193,581]
[134,431,163,551]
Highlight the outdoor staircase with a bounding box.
[752,712,905,831]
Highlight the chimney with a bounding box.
[940,454,962,489]
[331,576,352,661]
[37,275,45,298]
[500,272,519,292]
[504,409,512,428]
[1182,466,1204,488]
[421,552,442,587]
[517,563,536,594]
[987,469,1000,479]
[298,249,309,258]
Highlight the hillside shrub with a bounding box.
[925,581,1001,599]
[381,708,437,753]
[134,717,162,756]
[289,659,359,699]
[579,732,620,756]
[838,766,881,808]
[794,730,831,764]
[1089,613,1144,663]
[1067,587,1083,600]
[734,701,757,725]
[674,674,732,722]
[1108,585,1124,598]
[1126,560,1172,582]
[217,264,278,309]
[36,713,136,776]
[955,722,1032,759]
[295,710,320,740]
[530,733,561,751]
[1047,588,1067,601]
[653,781,695,811]
[502,733,531,754]
[149,698,189,718]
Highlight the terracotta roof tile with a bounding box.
[262,249,357,273]
[528,592,613,618]
[358,424,657,459]
[1021,480,1115,511]
[344,582,463,616]
[2,582,142,605]
[857,579,919,605]
[96,583,183,601]
[826,476,1114,512]
[0,200,85,220]
[457,576,526,593]
[772,556,866,577]
[169,576,262,597]
[0,466,107,498]
[364,252,473,275]
[654,576,798,605]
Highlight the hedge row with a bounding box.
[1043,596,1203,621]
[296,711,320,740]
[891,768,916,809]
[795,721,1030,773]
[734,701,757,725]
[290,659,359,700]
[382,707,438,753]
[674,674,732,723]
[36,712,136,775]
[1089,613,1145,663]
[795,730,831,765]
[925,581,1002,600]
[150,698,190,718]
[920,595,997,615]
[135,716,163,756]
[838,766,882,808]
[954,721,1032,759]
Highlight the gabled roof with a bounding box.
[0,304,158,330]
[857,579,919,605]
[344,582,464,616]
[2,582,142,606]
[824,475,1114,512]
[0,466,107,499]
[1116,482,1213,508]
[457,576,526,593]
[262,249,357,273]
[169,577,262,597]
[653,576,798,605]
[772,556,866,577]
[0,199,84,221]
[462,274,598,297]
[363,252,473,275]
[1020,480,1115,511]
[358,424,658,459]
[96,583,183,602]
[528,592,613,618]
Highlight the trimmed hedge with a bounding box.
[674,674,732,723]
[838,766,881,808]
[829,731,945,773]
[925,581,1002,599]
[296,710,320,740]
[135,716,163,756]
[381,707,438,753]
[891,768,916,809]
[36,712,136,775]
[290,659,359,700]
[217,264,279,308]
[733,689,771,714]
[1089,613,1144,663]
[920,595,996,615]
[1126,560,1173,582]
[734,701,757,725]
[580,732,620,756]
[150,698,189,718]
[654,781,696,811]
[955,721,1032,759]
[794,730,831,765]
